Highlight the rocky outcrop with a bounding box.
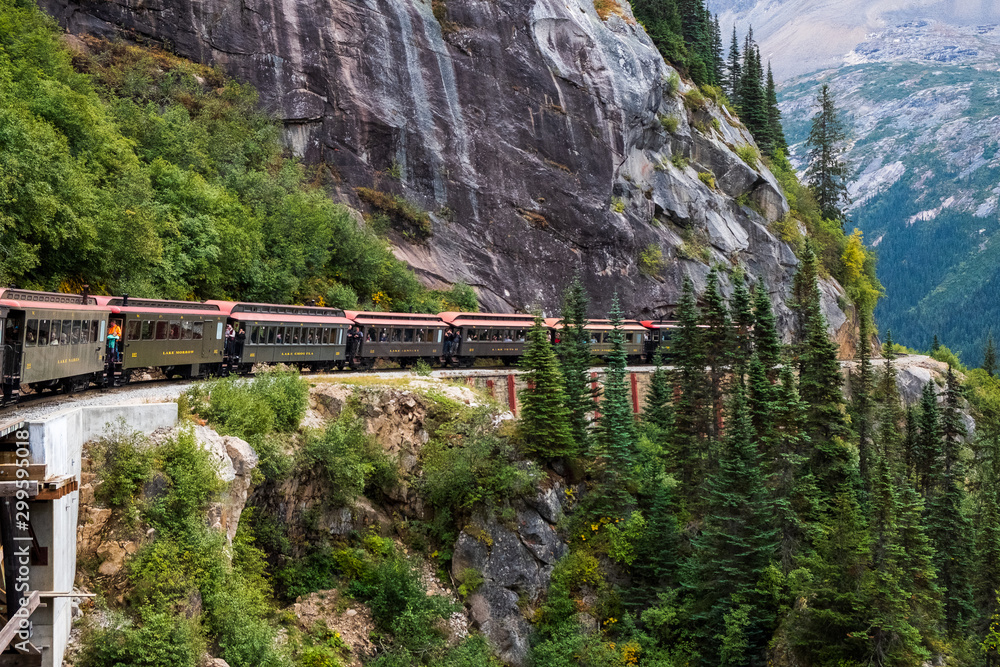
[76,425,259,590]
[451,496,568,667]
[41,0,849,343]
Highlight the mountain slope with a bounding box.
[38,0,852,337]
[778,19,1000,362]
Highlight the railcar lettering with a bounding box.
[161,351,194,356]
[57,358,81,364]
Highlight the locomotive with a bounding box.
[0,288,679,406]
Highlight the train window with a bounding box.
[46,321,59,346]
[168,321,180,340]
[25,320,37,347]
[322,328,331,345]
[290,329,300,345]
[335,328,343,345]
[193,322,204,341]
[141,320,154,340]
[249,327,259,344]
[308,327,317,344]
[503,330,513,342]
[436,329,443,343]
[181,320,193,340]
[216,322,224,340]
[69,320,79,344]
[391,328,402,342]
[61,320,72,345]
[266,327,275,345]
[155,321,169,340]
[126,320,141,341]
[403,329,414,343]
[516,329,526,342]
[466,329,476,341]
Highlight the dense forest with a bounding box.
[75,241,1000,667]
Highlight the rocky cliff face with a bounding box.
[42,0,849,338]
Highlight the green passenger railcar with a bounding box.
[0,289,109,399]
[208,301,351,373]
[98,297,228,380]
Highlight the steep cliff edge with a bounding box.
[42,0,849,338]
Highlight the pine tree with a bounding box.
[702,268,731,442]
[853,313,875,498]
[727,26,742,106]
[519,313,576,459]
[975,488,1000,624]
[747,354,775,447]
[932,334,941,353]
[866,443,929,666]
[914,382,941,497]
[894,482,943,654]
[673,276,710,489]
[595,294,639,482]
[730,277,755,373]
[985,331,997,377]
[738,30,769,146]
[558,275,594,456]
[643,347,675,439]
[684,385,778,665]
[772,363,814,569]
[791,245,822,346]
[795,251,848,444]
[751,282,782,378]
[711,16,725,86]
[805,84,850,225]
[903,405,919,479]
[763,62,787,156]
[926,368,975,635]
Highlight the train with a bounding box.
[0,288,680,406]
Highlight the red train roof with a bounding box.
[545,318,647,331]
[231,312,351,325]
[345,311,446,326]
[438,312,538,327]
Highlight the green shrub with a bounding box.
[670,152,689,169]
[699,84,726,105]
[386,159,402,180]
[611,197,626,213]
[301,410,397,507]
[931,345,966,371]
[606,511,648,565]
[639,244,664,277]
[144,429,226,535]
[439,280,479,312]
[414,358,433,376]
[456,567,484,598]
[356,187,433,239]
[734,143,760,169]
[77,608,205,667]
[659,114,680,133]
[664,71,681,96]
[188,367,308,440]
[677,226,712,264]
[697,171,716,189]
[683,88,706,111]
[92,419,154,524]
[421,409,540,518]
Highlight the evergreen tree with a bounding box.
[985,331,997,377]
[684,385,778,665]
[595,294,639,484]
[866,443,929,665]
[903,405,919,479]
[805,84,850,225]
[975,488,1000,625]
[632,0,686,66]
[795,251,849,444]
[747,355,775,447]
[875,330,906,469]
[672,277,710,489]
[926,368,975,635]
[894,482,943,654]
[914,382,941,496]
[558,275,594,456]
[519,313,576,459]
[751,282,782,378]
[791,245,822,346]
[727,26,742,106]
[730,277,755,373]
[702,268,731,442]
[711,16,725,86]
[932,334,941,353]
[772,363,814,569]
[738,30,769,146]
[853,313,875,497]
[765,62,788,156]
[643,347,675,438]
